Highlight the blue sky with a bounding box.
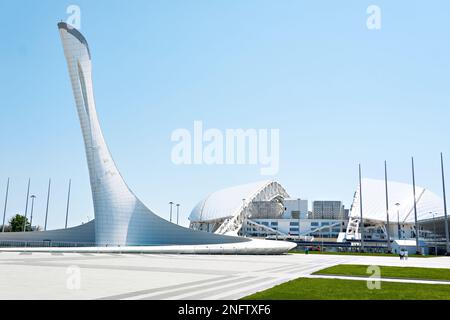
[1,0,449,229]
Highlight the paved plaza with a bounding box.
[1,251,450,300]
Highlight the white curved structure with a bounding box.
[345,178,444,240]
[57,22,256,247]
[0,23,296,254]
[0,238,293,255]
[350,178,444,223]
[189,180,289,235]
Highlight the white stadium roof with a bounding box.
[350,178,444,223]
[189,180,289,223]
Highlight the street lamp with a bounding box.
[29,195,36,231]
[169,202,174,222]
[395,202,401,239]
[176,204,180,225]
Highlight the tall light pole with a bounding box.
[65,179,71,229]
[359,164,365,252]
[169,201,174,222]
[384,161,392,253]
[242,198,247,236]
[395,202,401,239]
[432,212,437,256]
[2,178,10,232]
[23,178,31,232]
[411,157,420,254]
[44,179,51,231]
[176,204,180,225]
[29,195,36,230]
[440,152,450,255]
[297,198,301,240]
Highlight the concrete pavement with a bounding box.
[0,252,449,300]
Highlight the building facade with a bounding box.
[282,199,308,219]
[311,201,347,220]
[242,218,347,239]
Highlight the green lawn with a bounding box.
[313,264,450,281]
[289,250,430,258]
[242,278,450,300]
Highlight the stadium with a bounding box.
[189,180,289,235]
[189,178,450,255]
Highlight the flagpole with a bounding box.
[411,157,420,254]
[2,178,10,232]
[359,164,365,252]
[44,179,51,231]
[440,153,449,255]
[384,161,391,253]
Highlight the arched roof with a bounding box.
[350,178,444,223]
[189,180,289,223]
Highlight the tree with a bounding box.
[9,214,31,232]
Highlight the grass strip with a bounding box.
[313,264,450,281]
[242,277,450,300]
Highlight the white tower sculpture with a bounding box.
[58,22,248,246]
